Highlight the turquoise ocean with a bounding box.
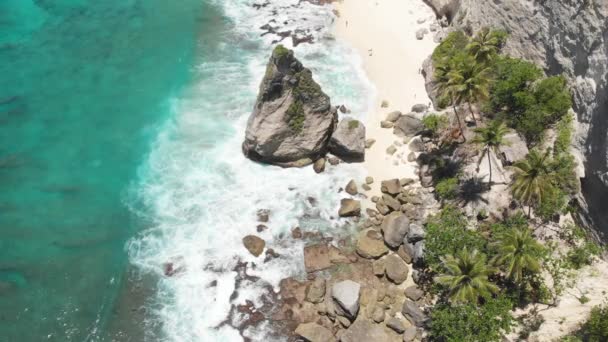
[0,0,372,341]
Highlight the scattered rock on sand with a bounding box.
[295,322,336,342]
[385,254,409,284]
[257,209,270,222]
[400,177,415,186]
[408,137,425,152]
[386,317,406,333]
[328,156,340,166]
[385,111,402,122]
[304,244,331,272]
[372,258,386,277]
[329,118,366,162]
[339,199,361,217]
[366,176,374,184]
[402,300,427,326]
[332,280,361,319]
[242,45,337,167]
[381,212,410,248]
[403,327,418,342]
[411,103,428,113]
[415,28,428,40]
[386,145,397,155]
[397,245,413,264]
[404,286,424,301]
[381,100,389,108]
[243,235,265,257]
[371,306,385,323]
[305,278,326,303]
[345,180,358,195]
[380,120,394,128]
[365,138,376,149]
[393,114,424,137]
[313,157,326,173]
[356,229,389,259]
[381,179,402,195]
[407,152,417,162]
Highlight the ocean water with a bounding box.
[0,0,373,341]
[0,0,202,340]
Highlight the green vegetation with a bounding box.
[435,177,459,200]
[423,113,449,137]
[435,248,499,303]
[348,120,360,129]
[284,69,324,134]
[466,28,508,64]
[564,305,608,342]
[492,227,544,283]
[472,120,510,184]
[510,149,553,216]
[430,295,514,342]
[285,100,305,133]
[273,44,290,59]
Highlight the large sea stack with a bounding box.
[242,45,337,167]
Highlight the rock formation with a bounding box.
[242,45,337,167]
[425,0,608,231]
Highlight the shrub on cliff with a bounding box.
[564,305,608,342]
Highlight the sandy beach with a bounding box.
[333,0,439,203]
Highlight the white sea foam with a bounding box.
[128,0,374,341]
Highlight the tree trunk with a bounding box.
[452,103,466,143]
[528,205,532,218]
[468,102,478,125]
[487,148,492,186]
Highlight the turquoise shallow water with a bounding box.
[0,0,204,340]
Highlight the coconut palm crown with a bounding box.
[472,120,510,184]
[492,227,544,283]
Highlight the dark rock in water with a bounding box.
[242,45,337,167]
[243,235,266,257]
[303,243,331,272]
[313,157,326,173]
[328,118,366,162]
[338,199,361,217]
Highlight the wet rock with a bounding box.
[243,45,337,167]
[394,114,424,137]
[404,286,424,301]
[381,179,402,195]
[264,248,280,262]
[356,229,389,259]
[385,254,409,285]
[402,300,427,326]
[292,227,303,239]
[257,209,270,222]
[256,224,268,232]
[243,235,265,257]
[339,199,361,217]
[304,244,331,272]
[332,280,361,320]
[295,322,336,342]
[328,156,340,165]
[313,157,326,173]
[345,180,358,196]
[386,111,402,122]
[381,212,410,248]
[305,278,326,303]
[341,318,391,342]
[329,118,366,162]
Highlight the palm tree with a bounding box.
[448,56,492,125]
[466,28,505,64]
[492,228,544,283]
[435,248,499,303]
[509,149,554,217]
[435,59,466,142]
[472,121,510,185]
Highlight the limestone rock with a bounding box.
[385,254,409,285]
[381,179,402,195]
[243,45,337,167]
[243,235,265,257]
[394,114,424,137]
[381,212,410,248]
[313,158,326,173]
[339,199,361,217]
[304,244,331,272]
[306,278,326,303]
[332,280,361,320]
[345,180,358,195]
[402,300,427,326]
[295,322,335,342]
[356,229,389,259]
[329,118,366,162]
[340,319,391,342]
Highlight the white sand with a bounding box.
[333,0,439,202]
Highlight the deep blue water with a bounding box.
[0,0,204,340]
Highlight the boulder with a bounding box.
[332,280,361,319]
[407,152,416,162]
[304,244,331,272]
[386,317,406,333]
[381,120,395,128]
[386,111,402,122]
[402,300,427,326]
[412,241,425,265]
[339,199,361,217]
[404,286,424,301]
[243,235,265,257]
[381,179,402,195]
[421,57,440,109]
[411,104,428,113]
[295,322,335,342]
[340,319,391,342]
[408,137,425,153]
[305,278,326,303]
[345,180,358,195]
[328,118,366,162]
[365,138,376,148]
[394,114,424,137]
[397,245,412,264]
[372,259,386,277]
[381,212,410,248]
[376,200,391,215]
[385,254,409,284]
[382,194,401,212]
[386,145,397,155]
[313,158,326,173]
[406,223,425,243]
[257,209,270,222]
[403,327,418,342]
[243,45,337,167]
[356,229,389,259]
[415,28,428,40]
[499,132,529,165]
[365,176,374,184]
[371,306,385,323]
